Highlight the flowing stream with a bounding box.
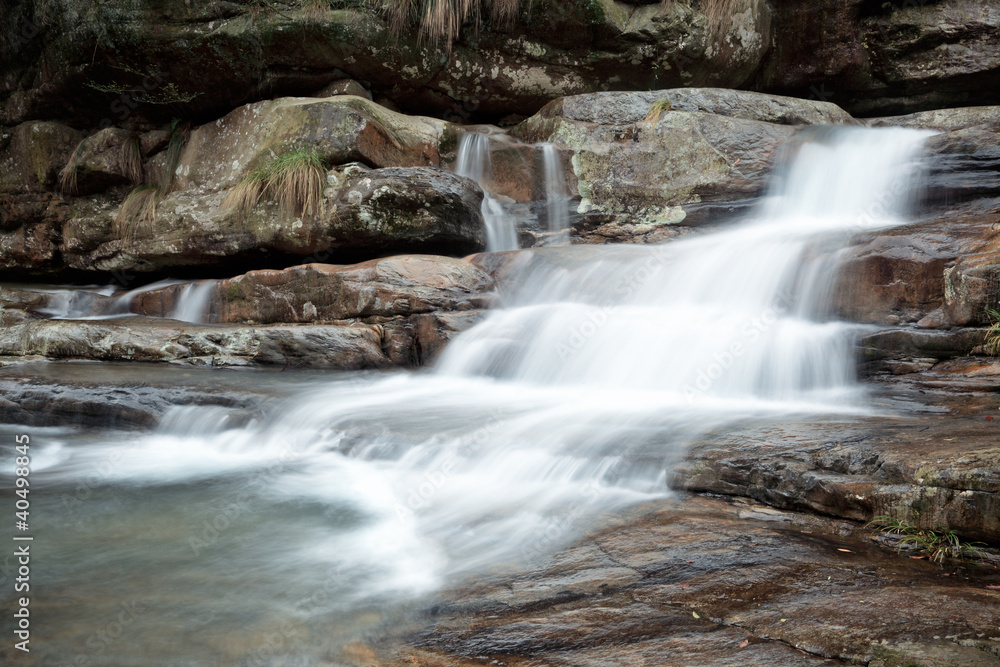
[1,127,933,665]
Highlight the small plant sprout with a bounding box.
[867,516,986,564]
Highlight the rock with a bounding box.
[674,408,1000,542]
[313,79,373,101]
[0,318,393,369]
[174,96,450,193]
[129,255,495,324]
[377,495,1000,666]
[64,127,141,195]
[61,165,486,275]
[512,89,849,237]
[0,372,266,430]
[834,215,1000,326]
[410,310,487,365]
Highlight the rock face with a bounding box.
[512,89,854,240]
[3,0,998,127]
[759,0,1000,116]
[0,0,773,127]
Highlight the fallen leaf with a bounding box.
[686,560,694,563]
[987,416,994,421]
[837,548,852,553]
[780,618,787,622]
[986,584,1000,590]
[944,438,955,441]
[692,611,701,619]
[739,639,750,648]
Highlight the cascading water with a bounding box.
[454,133,519,252]
[8,127,935,666]
[541,142,569,236]
[172,280,217,323]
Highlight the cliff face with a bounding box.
[3,0,997,130]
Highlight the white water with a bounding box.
[454,133,519,252]
[172,280,217,323]
[8,127,935,665]
[541,142,569,236]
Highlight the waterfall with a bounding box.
[25,128,937,658]
[541,142,569,236]
[440,127,933,400]
[172,280,216,323]
[455,133,518,252]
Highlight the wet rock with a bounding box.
[834,215,1000,326]
[377,495,1000,666]
[674,409,1000,542]
[0,318,393,369]
[0,373,265,430]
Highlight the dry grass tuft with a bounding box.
[60,137,90,196]
[223,149,327,221]
[644,99,672,125]
[160,120,189,194]
[118,132,144,185]
[371,0,525,45]
[113,185,161,244]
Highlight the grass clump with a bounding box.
[118,132,144,185]
[59,136,90,195]
[223,149,328,221]
[113,185,161,243]
[369,0,524,45]
[644,99,672,125]
[983,307,1000,355]
[867,516,986,564]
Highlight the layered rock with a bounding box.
[0,254,494,369]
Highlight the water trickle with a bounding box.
[541,142,569,236]
[455,133,519,252]
[172,280,217,323]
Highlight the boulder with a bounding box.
[129,255,495,324]
[60,164,486,275]
[512,89,852,238]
